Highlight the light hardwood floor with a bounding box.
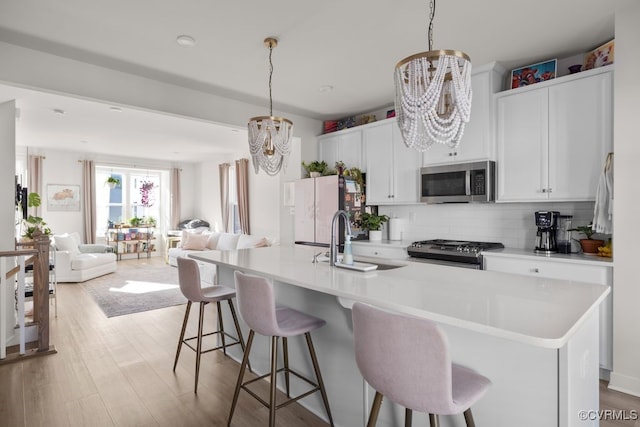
[1,258,639,426]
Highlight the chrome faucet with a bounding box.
[330,210,352,266]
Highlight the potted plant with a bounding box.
[129,216,143,227]
[302,160,329,178]
[359,212,389,241]
[21,192,52,240]
[569,224,605,254]
[106,176,120,189]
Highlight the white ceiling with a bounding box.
[0,0,629,162]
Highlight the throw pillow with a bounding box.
[182,233,209,251]
[216,233,241,250]
[54,234,80,255]
[237,234,269,249]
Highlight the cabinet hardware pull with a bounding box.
[531,268,539,273]
[541,188,547,193]
[548,188,552,193]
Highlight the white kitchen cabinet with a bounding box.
[318,127,363,171]
[423,62,505,165]
[364,119,420,205]
[351,240,410,260]
[496,67,613,202]
[483,252,613,371]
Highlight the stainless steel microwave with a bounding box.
[420,160,496,203]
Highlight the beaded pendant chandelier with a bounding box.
[248,37,293,176]
[394,0,472,152]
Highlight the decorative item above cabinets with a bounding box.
[423,62,505,166]
[496,67,613,202]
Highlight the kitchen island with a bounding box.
[190,244,609,427]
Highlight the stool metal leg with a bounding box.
[463,408,475,427]
[305,332,334,426]
[367,391,383,427]
[173,301,192,371]
[283,337,290,397]
[429,413,439,427]
[405,408,412,427]
[228,299,251,373]
[194,301,206,394]
[269,336,279,427]
[228,330,255,427]
[217,301,227,356]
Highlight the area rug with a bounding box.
[81,261,187,318]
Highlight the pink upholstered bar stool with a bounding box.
[228,271,334,427]
[173,257,248,394]
[352,302,491,427]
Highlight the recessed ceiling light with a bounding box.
[176,35,196,47]
[52,108,65,115]
[109,106,123,112]
[319,85,334,93]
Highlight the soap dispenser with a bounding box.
[343,235,354,265]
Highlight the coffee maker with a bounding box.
[535,211,559,254]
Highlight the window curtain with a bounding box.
[170,167,181,230]
[235,158,250,234]
[82,160,96,244]
[219,163,230,232]
[27,155,44,218]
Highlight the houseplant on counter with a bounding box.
[359,212,389,241]
[569,224,605,254]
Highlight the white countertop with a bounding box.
[190,245,610,349]
[482,247,614,267]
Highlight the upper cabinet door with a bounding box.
[364,123,393,204]
[496,88,549,201]
[392,124,420,204]
[548,72,613,200]
[318,128,364,171]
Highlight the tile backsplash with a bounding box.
[379,201,604,250]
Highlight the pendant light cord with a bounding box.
[428,0,435,51]
[268,43,274,117]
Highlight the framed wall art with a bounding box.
[47,184,80,211]
[510,59,557,89]
[584,39,614,70]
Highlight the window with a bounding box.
[96,167,162,237]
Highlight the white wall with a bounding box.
[609,2,640,397]
[0,100,17,348]
[380,201,596,250]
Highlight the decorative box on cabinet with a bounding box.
[423,62,505,165]
[106,225,156,260]
[318,127,364,171]
[483,251,613,372]
[496,67,613,202]
[364,118,420,205]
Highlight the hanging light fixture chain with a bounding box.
[268,42,274,117]
[428,0,435,51]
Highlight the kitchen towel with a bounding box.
[592,153,613,234]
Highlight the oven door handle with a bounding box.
[465,170,471,196]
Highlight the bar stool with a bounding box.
[352,302,491,427]
[173,257,247,394]
[228,271,334,427]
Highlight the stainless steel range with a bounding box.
[408,239,505,269]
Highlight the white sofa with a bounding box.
[168,230,271,285]
[53,232,117,282]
